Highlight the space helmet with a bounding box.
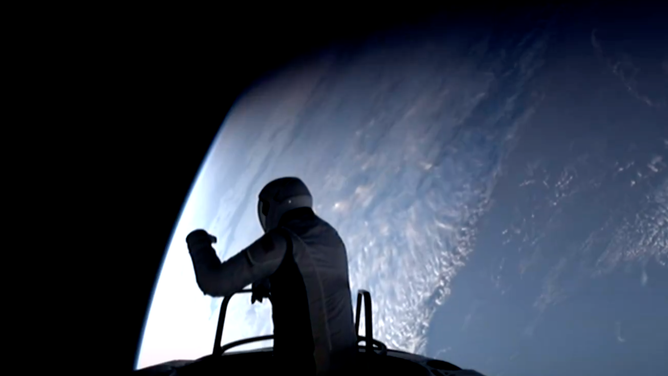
[257,177,313,232]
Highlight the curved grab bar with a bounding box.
[355,290,375,355]
[213,289,253,356]
[213,288,382,357]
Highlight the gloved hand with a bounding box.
[251,278,271,304]
[186,229,217,252]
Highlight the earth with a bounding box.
[136,5,667,376]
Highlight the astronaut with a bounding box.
[186,177,358,375]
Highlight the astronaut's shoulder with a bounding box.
[258,228,291,253]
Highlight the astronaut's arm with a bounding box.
[188,230,288,297]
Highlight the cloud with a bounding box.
[615,321,626,343]
[641,269,648,286]
[434,347,452,360]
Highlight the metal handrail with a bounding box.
[355,290,375,355]
[212,288,253,356]
[213,288,385,357]
[219,335,274,354]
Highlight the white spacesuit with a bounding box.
[186,177,358,375]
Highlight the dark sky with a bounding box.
[39,2,665,375]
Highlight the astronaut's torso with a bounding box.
[269,212,358,374]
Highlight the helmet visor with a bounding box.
[257,199,268,232]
